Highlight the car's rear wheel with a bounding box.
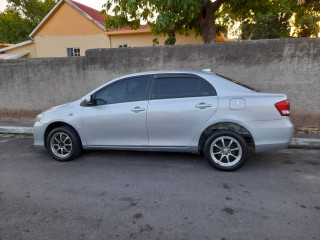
[204,130,248,171]
[47,126,82,161]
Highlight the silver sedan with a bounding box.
[33,70,293,171]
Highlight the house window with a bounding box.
[67,48,80,57]
[118,44,128,48]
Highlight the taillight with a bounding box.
[275,100,290,116]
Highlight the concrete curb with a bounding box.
[290,138,320,149]
[0,126,33,135]
[1,126,320,149]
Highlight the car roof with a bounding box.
[83,69,254,99]
[119,70,211,78]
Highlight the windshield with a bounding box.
[216,73,260,92]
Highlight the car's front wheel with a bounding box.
[47,126,82,161]
[204,130,248,171]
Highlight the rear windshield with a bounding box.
[216,73,260,92]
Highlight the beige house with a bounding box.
[0,0,231,59]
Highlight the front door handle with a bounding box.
[130,106,145,113]
[195,102,212,109]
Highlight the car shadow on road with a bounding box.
[63,149,278,172]
[28,137,320,172]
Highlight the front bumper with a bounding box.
[33,121,47,149]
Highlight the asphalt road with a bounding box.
[0,135,319,240]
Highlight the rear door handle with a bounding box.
[130,106,145,113]
[195,102,212,109]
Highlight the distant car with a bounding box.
[33,70,293,171]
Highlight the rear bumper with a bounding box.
[247,118,293,152]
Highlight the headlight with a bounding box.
[36,113,44,122]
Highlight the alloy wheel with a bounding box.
[50,132,73,159]
[209,136,242,167]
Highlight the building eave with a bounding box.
[0,51,29,59]
[0,40,34,53]
[106,28,151,36]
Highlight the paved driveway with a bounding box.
[0,136,319,240]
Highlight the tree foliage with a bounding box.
[293,0,320,37]
[240,12,291,39]
[0,10,33,43]
[223,0,320,40]
[1,0,319,44]
[0,0,57,43]
[103,0,320,43]
[102,0,228,45]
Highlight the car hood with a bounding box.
[44,102,71,113]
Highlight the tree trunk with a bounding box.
[200,1,216,43]
[200,0,227,43]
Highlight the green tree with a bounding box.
[0,10,34,43]
[223,0,320,40]
[102,0,228,45]
[293,0,320,37]
[8,0,57,24]
[103,0,320,44]
[0,0,57,44]
[240,12,292,39]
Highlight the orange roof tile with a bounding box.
[70,0,107,26]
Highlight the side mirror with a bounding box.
[84,95,91,103]
[84,94,106,106]
[85,94,96,106]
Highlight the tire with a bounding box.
[46,126,82,162]
[204,130,248,171]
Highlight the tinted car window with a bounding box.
[153,76,216,100]
[95,76,150,105]
[215,73,259,92]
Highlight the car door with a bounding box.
[81,75,151,147]
[147,74,218,147]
